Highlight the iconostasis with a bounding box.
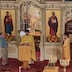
[0,0,72,43]
[0,0,72,60]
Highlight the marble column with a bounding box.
[40,9,46,61]
[15,6,20,59]
[16,7,20,32]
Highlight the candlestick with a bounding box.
[19,66,21,72]
[60,59,70,72]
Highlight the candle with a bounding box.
[19,66,21,72]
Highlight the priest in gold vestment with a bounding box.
[62,33,70,61]
[19,30,36,69]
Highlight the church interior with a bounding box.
[0,0,72,72]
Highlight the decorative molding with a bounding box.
[63,8,72,24]
[0,0,72,9]
[65,9,72,17]
[0,3,16,9]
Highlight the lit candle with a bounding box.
[19,66,21,72]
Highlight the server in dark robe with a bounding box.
[48,12,58,36]
[4,11,13,35]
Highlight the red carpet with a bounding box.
[0,58,72,72]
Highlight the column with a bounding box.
[15,6,20,59]
[40,9,46,61]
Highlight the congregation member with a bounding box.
[0,32,8,65]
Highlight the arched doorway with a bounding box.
[20,3,41,61]
[65,20,72,60]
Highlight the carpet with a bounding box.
[0,58,72,72]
